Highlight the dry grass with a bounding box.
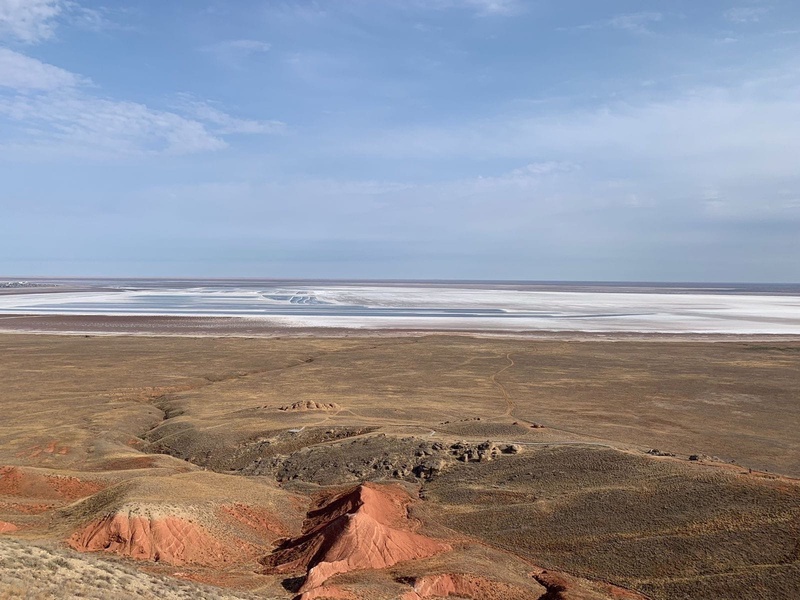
[422,446,800,600]
[0,537,267,600]
[1,335,798,474]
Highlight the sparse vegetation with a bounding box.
[0,538,267,600]
[423,446,800,600]
[1,334,798,599]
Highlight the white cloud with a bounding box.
[216,39,271,53]
[508,162,577,177]
[341,62,800,222]
[127,160,612,247]
[67,4,113,32]
[0,91,227,156]
[353,73,800,163]
[462,161,580,190]
[567,12,663,35]
[608,11,663,34]
[724,6,769,23]
[0,52,276,157]
[0,5,269,156]
[175,96,286,135]
[462,0,521,16]
[202,39,271,66]
[404,0,522,17]
[0,0,63,43]
[0,0,115,44]
[0,47,81,90]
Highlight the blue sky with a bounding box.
[1,0,798,281]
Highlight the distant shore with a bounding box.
[2,313,800,341]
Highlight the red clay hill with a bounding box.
[261,482,451,595]
[69,509,229,566]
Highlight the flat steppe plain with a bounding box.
[0,333,798,599]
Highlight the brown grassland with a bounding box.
[0,333,798,599]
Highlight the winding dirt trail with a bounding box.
[489,353,516,418]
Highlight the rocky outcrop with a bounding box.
[279,401,341,412]
[255,437,523,485]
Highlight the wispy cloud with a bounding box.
[0,3,281,158]
[0,90,227,158]
[724,6,770,23]
[126,159,621,254]
[0,0,116,43]
[67,3,115,32]
[507,161,578,178]
[0,50,292,157]
[174,95,286,135]
[566,11,664,35]
[461,0,522,16]
[0,47,82,90]
[202,38,271,67]
[341,59,800,224]
[0,0,64,43]
[401,0,523,17]
[608,12,663,34]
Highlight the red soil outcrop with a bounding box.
[297,586,360,600]
[15,441,70,459]
[69,511,229,566]
[261,483,450,595]
[220,503,290,538]
[0,466,103,501]
[402,573,535,600]
[0,520,19,533]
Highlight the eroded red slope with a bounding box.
[261,483,451,594]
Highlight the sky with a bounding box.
[1,0,799,281]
